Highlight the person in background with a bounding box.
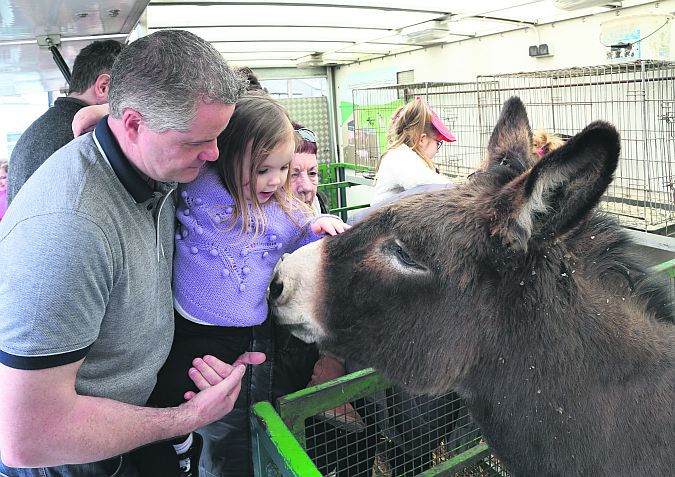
[7,39,122,204]
[289,121,329,215]
[373,96,456,205]
[235,66,265,92]
[0,29,260,477]
[0,161,7,221]
[532,128,565,157]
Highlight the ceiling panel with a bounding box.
[211,41,355,53]
[144,1,578,69]
[0,0,660,96]
[148,4,441,30]
[151,26,395,42]
[1,0,149,41]
[0,0,148,96]
[337,43,423,54]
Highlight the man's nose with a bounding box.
[199,140,219,162]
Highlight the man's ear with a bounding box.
[94,74,111,104]
[120,109,143,142]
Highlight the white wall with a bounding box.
[334,1,674,88]
[333,1,675,207]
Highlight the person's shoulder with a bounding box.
[382,144,414,162]
[19,135,109,202]
[378,145,417,173]
[12,106,81,153]
[49,132,100,163]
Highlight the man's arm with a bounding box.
[0,358,246,468]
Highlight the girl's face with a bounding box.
[419,131,442,161]
[242,139,294,203]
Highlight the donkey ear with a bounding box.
[492,121,620,251]
[485,96,535,178]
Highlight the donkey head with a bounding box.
[270,97,621,394]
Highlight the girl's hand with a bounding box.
[311,217,351,236]
[72,104,110,136]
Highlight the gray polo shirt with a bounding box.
[0,117,175,405]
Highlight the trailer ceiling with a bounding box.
[0,1,658,95]
[147,0,639,68]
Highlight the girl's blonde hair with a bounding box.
[214,91,310,238]
[475,128,566,172]
[532,129,565,157]
[377,99,438,172]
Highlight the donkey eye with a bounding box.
[395,244,416,267]
[383,239,426,272]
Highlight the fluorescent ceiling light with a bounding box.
[148,4,436,30]
[151,27,389,42]
[211,41,352,53]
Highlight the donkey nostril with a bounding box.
[268,277,284,301]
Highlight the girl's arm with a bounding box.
[72,104,110,136]
[311,216,351,236]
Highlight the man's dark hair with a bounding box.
[69,40,123,94]
[236,66,264,91]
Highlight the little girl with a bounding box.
[145,91,348,477]
[373,96,456,204]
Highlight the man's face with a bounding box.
[290,152,319,207]
[135,101,235,183]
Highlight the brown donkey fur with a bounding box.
[270,97,674,476]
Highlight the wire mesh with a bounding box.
[477,60,674,234]
[280,385,507,477]
[350,61,674,234]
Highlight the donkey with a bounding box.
[269,97,674,477]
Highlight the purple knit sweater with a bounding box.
[173,166,325,327]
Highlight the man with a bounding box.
[0,30,257,477]
[7,39,122,205]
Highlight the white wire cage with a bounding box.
[350,61,674,234]
[477,60,674,234]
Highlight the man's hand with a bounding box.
[184,352,266,401]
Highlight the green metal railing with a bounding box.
[653,258,675,278]
[318,163,372,218]
[251,369,502,477]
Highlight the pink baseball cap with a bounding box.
[417,96,456,142]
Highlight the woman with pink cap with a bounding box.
[373,96,456,204]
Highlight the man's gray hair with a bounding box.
[108,30,246,132]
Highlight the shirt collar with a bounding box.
[93,115,154,203]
